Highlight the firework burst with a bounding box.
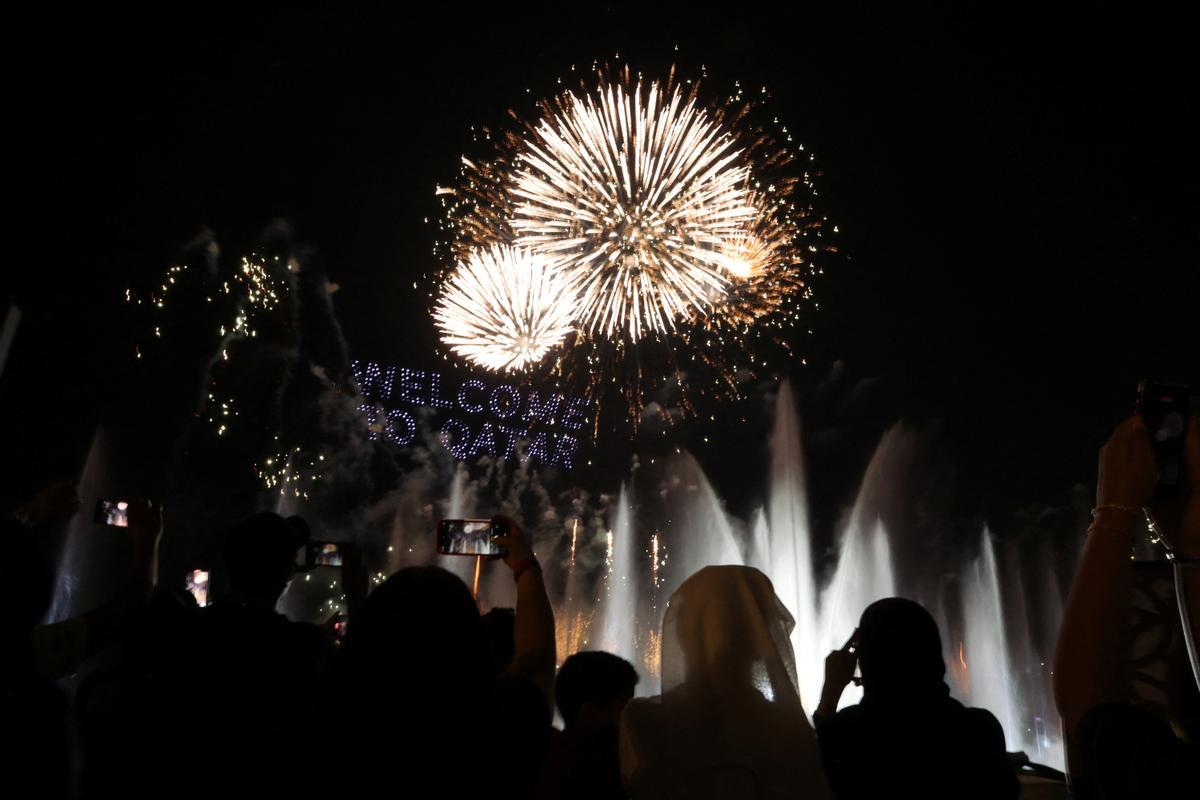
[433,244,576,371]
[433,65,835,427]
[510,78,757,340]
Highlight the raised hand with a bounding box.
[1095,415,1157,525]
[817,630,858,717]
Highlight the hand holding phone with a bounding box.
[490,514,530,570]
[185,569,210,607]
[825,630,859,692]
[1097,415,1158,516]
[95,499,131,527]
[1136,380,1192,493]
[436,518,508,557]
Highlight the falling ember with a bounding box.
[433,244,576,371]
[644,628,663,682]
[570,518,579,566]
[949,640,971,696]
[650,531,662,589]
[556,608,594,666]
[472,555,482,600]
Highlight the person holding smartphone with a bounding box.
[333,514,556,797]
[812,598,1016,800]
[1054,412,1200,797]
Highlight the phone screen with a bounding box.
[94,500,130,527]
[312,542,343,567]
[1137,381,1191,489]
[436,519,505,557]
[186,569,210,607]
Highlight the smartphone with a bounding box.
[1136,380,1192,492]
[94,499,130,527]
[436,518,507,557]
[185,569,210,607]
[296,542,345,569]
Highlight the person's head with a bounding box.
[856,597,947,701]
[662,565,800,708]
[222,512,308,606]
[556,651,639,730]
[342,566,488,712]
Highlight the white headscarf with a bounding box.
[620,565,832,800]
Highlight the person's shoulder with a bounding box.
[619,696,663,788]
[494,671,552,727]
[286,618,327,637]
[951,702,1008,750]
[620,695,668,749]
[822,701,866,728]
[279,618,337,653]
[622,696,662,724]
[956,701,1001,729]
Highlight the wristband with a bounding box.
[511,556,540,583]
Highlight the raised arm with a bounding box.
[32,496,162,678]
[1053,416,1155,770]
[494,514,556,707]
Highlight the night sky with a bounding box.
[6,5,1197,538]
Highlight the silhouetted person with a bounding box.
[814,597,1017,800]
[538,651,639,800]
[1054,415,1200,798]
[6,482,160,799]
[621,566,832,800]
[334,515,555,797]
[174,512,334,791]
[1,485,73,799]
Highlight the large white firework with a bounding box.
[433,244,576,371]
[509,80,758,340]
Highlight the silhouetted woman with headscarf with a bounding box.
[813,597,1017,799]
[620,565,832,799]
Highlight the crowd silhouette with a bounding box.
[2,415,1197,798]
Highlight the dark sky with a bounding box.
[6,4,1197,529]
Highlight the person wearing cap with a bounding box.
[169,512,338,791]
[220,511,311,608]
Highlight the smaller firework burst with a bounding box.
[705,194,810,330]
[433,244,576,371]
